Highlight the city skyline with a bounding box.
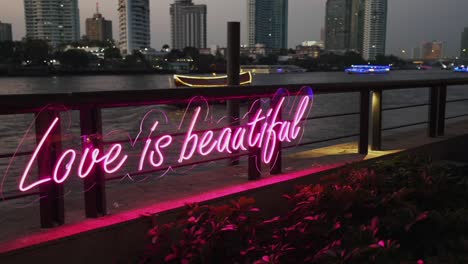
[23,0,80,46]
[170,0,207,49]
[85,3,113,42]
[462,27,468,58]
[247,0,288,49]
[324,0,364,52]
[362,0,387,60]
[118,0,151,54]
[0,0,467,56]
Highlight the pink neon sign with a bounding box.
[16,91,313,192]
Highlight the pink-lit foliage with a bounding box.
[143,156,468,263]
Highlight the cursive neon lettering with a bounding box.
[78,148,94,178]
[178,107,201,163]
[53,149,76,184]
[102,144,128,174]
[217,128,232,154]
[198,131,216,156]
[18,117,59,192]
[16,94,312,192]
[147,135,172,168]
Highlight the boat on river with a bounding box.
[173,71,253,87]
[454,65,468,73]
[345,65,391,74]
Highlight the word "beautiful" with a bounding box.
[19,95,312,192]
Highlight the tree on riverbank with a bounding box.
[0,39,51,65]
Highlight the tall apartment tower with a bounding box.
[324,0,364,53]
[461,27,468,58]
[24,0,80,47]
[0,21,13,41]
[118,0,150,55]
[86,3,113,42]
[362,0,388,61]
[170,0,207,50]
[247,0,288,50]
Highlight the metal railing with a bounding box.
[0,77,468,228]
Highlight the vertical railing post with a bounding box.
[371,89,383,151]
[359,90,370,155]
[35,110,64,228]
[248,99,261,180]
[270,96,282,175]
[226,21,241,166]
[437,84,447,136]
[80,108,106,218]
[428,86,440,138]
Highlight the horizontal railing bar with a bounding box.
[1,191,40,202]
[0,151,34,159]
[283,133,360,149]
[382,121,428,132]
[445,113,468,120]
[103,111,362,146]
[1,78,468,115]
[446,98,468,103]
[106,152,250,182]
[306,112,360,120]
[383,103,429,111]
[103,126,228,146]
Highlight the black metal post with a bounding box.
[270,97,282,175]
[227,21,241,166]
[359,90,370,155]
[80,108,107,218]
[437,85,447,136]
[248,100,261,180]
[35,110,64,228]
[428,86,439,138]
[371,89,383,151]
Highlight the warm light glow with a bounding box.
[173,71,252,87]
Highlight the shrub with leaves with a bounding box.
[142,155,468,263]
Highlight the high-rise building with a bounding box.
[86,3,113,42]
[118,0,150,55]
[324,0,364,53]
[170,0,207,50]
[362,0,388,61]
[0,21,12,41]
[412,46,421,60]
[349,0,365,52]
[420,41,445,60]
[247,0,288,50]
[24,0,80,47]
[461,27,468,58]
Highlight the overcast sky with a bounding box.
[0,0,467,57]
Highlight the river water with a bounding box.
[0,70,467,242]
[0,69,465,94]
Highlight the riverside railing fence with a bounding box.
[0,77,468,229]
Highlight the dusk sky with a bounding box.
[0,0,467,57]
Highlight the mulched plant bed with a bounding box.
[141,156,468,264]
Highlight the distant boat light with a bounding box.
[454,66,468,73]
[345,65,391,74]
